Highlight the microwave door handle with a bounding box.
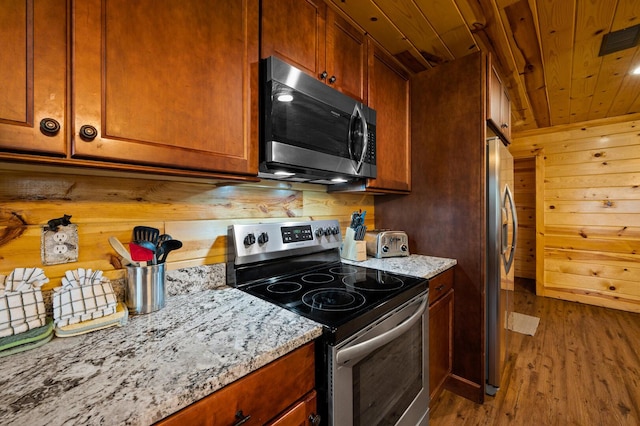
[350,103,368,174]
[335,293,428,366]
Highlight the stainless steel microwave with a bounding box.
[259,56,376,184]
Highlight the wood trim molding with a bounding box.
[535,152,545,296]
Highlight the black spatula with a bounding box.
[132,226,160,246]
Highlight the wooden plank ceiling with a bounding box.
[329,0,640,134]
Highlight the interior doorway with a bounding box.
[513,157,536,280]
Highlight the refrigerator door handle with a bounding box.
[502,184,518,273]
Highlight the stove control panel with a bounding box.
[282,224,313,243]
[230,220,343,265]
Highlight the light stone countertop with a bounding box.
[0,257,454,425]
[0,265,323,426]
[342,254,457,279]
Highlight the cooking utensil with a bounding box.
[108,236,136,266]
[129,242,154,266]
[157,239,182,263]
[134,240,157,252]
[132,226,160,246]
[155,234,172,259]
[156,234,172,247]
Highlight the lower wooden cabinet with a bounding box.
[156,342,316,426]
[267,390,319,426]
[429,268,454,405]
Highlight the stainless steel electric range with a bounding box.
[227,219,430,426]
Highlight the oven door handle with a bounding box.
[335,294,428,366]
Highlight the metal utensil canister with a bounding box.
[125,262,166,314]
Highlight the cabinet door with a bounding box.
[0,0,67,155]
[267,391,319,426]
[72,0,258,176]
[261,0,326,79]
[325,9,367,102]
[487,65,511,142]
[500,84,511,141]
[429,289,454,405]
[365,43,411,193]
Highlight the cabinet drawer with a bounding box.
[428,268,454,305]
[157,342,315,426]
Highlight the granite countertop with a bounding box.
[0,266,323,426]
[0,257,454,425]
[342,254,457,279]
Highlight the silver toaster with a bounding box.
[364,230,410,258]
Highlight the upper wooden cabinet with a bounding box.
[364,43,411,193]
[487,60,511,143]
[71,0,259,176]
[0,0,67,156]
[261,0,367,102]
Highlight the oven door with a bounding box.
[330,291,429,426]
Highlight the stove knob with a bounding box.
[330,226,340,235]
[315,227,325,237]
[258,232,269,245]
[243,233,256,246]
[401,244,408,252]
[382,245,389,253]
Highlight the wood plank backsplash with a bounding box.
[0,165,374,290]
[511,115,640,313]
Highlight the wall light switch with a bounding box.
[41,224,79,265]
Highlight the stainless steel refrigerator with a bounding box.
[485,136,518,395]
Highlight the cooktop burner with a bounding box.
[302,288,366,311]
[239,261,427,342]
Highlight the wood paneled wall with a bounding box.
[511,114,640,313]
[0,164,374,291]
[514,157,536,279]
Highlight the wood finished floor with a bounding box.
[430,278,640,425]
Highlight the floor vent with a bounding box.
[599,23,640,56]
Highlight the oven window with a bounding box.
[352,320,423,425]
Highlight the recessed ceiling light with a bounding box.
[632,66,640,75]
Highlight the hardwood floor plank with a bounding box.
[430,278,640,425]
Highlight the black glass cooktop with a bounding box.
[238,262,428,344]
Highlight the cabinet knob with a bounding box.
[328,75,336,84]
[79,125,98,141]
[320,70,328,80]
[309,413,322,426]
[233,410,251,426]
[501,123,509,129]
[39,118,61,136]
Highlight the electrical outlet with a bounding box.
[41,224,79,265]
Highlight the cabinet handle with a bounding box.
[39,118,61,136]
[436,285,445,292]
[320,70,328,80]
[233,410,251,426]
[79,125,98,141]
[328,75,336,84]
[501,123,509,129]
[309,413,322,425]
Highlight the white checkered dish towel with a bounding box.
[53,268,117,327]
[0,268,49,338]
